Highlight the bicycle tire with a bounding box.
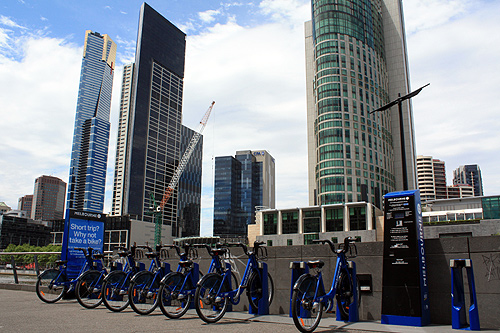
[76,269,104,309]
[128,271,159,315]
[291,275,323,333]
[194,273,229,323]
[102,270,130,312]
[36,268,67,303]
[159,272,192,319]
[336,270,355,320]
[247,271,274,311]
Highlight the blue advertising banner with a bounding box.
[61,209,105,279]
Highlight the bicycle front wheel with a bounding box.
[159,272,192,319]
[129,271,159,315]
[36,268,67,303]
[76,270,104,309]
[102,270,130,312]
[291,275,323,333]
[336,271,355,320]
[194,273,229,323]
[247,271,274,311]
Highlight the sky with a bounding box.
[1,0,499,236]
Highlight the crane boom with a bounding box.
[153,101,215,244]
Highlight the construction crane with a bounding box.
[152,101,215,245]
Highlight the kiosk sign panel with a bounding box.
[61,209,105,279]
[381,190,429,326]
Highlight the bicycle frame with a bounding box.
[51,247,100,291]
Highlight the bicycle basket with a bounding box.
[338,242,358,259]
[256,246,268,261]
[159,248,169,260]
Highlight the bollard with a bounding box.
[289,261,309,317]
[450,259,480,331]
[11,256,19,284]
[34,255,40,276]
[336,260,359,322]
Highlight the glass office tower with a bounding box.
[112,3,201,238]
[213,150,275,237]
[67,30,116,213]
[306,0,417,208]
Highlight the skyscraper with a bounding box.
[305,0,416,208]
[18,195,33,217]
[416,156,447,203]
[67,30,116,213]
[213,150,275,237]
[32,175,66,221]
[453,165,483,197]
[111,4,201,238]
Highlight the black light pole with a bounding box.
[370,83,429,191]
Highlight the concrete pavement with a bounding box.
[0,286,497,332]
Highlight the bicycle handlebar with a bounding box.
[312,237,357,254]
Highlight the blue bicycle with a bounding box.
[158,243,237,319]
[75,251,108,309]
[36,247,100,303]
[101,244,145,312]
[194,241,274,323]
[291,237,360,332]
[128,245,170,315]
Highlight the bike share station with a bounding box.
[61,209,105,279]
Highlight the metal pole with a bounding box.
[398,96,408,191]
[11,256,19,284]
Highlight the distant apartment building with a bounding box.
[416,156,447,202]
[18,195,33,217]
[453,165,483,197]
[110,4,201,242]
[32,175,66,221]
[447,184,474,199]
[67,30,116,213]
[213,150,275,237]
[0,202,11,214]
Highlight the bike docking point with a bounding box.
[336,260,359,322]
[450,259,480,331]
[249,261,269,315]
[289,261,309,317]
[187,262,200,310]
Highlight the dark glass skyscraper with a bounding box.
[67,30,116,213]
[213,150,275,237]
[453,165,483,197]
[112,3,201,239]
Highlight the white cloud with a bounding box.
[198,9,221,23]
[0,15,27,29]
[0,36,82,207]
[403,0,470,34]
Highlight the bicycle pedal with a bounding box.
[147,292,154,297]
[119,290,127,295]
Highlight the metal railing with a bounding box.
[0,252,59,284]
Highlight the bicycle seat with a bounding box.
[55,260,68,266]
[117,251,129,257]
[145,252,157,259]
[179,260,193,268]
[212,248,227,256]
[306,260,324,269]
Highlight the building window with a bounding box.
[304,233,319,245]
[287,239,293,246]
[282,211,299,234]
[267,240,273,247]
[349,206,366,230]
[325,208,343,232]
[263,213,277,235]
[331,237,338,244]
[303,210,321,233]
[482,196,500,219]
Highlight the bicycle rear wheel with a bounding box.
[129,271,159,315]
[247,271,274,311]
[194,273,229,323]
[336,271,356,320]
[76,270,104,309]
[102,270,130,312]
[291,275,323,333]
[159,272,192,319]
[36,268,67,303]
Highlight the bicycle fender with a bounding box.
[293,273,315,290]
[129,270,149,283]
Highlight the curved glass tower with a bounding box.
[306,0,416,208]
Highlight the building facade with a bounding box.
[213,150,275,237]
[416,155,447,202]
[305,0,417,209]
[67,30,116,213]
[18,195,33,217]
[111,4,201,241]
[453,164,483,197]
[32,175,66,221]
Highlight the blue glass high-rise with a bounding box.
[67,31,116,213]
